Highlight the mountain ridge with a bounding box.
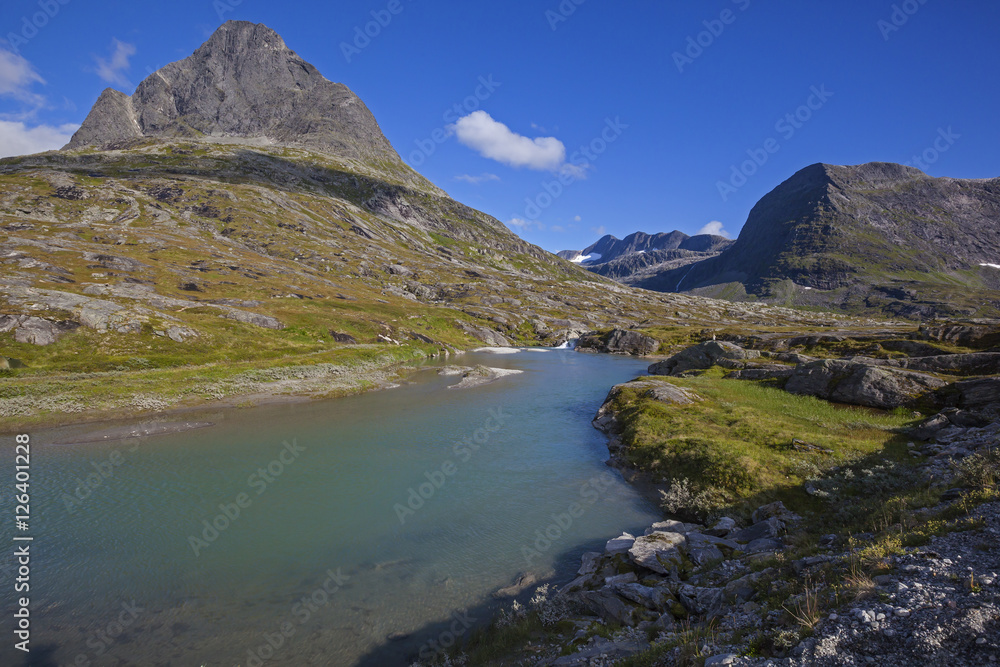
[622,162,1000,318]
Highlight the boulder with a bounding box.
[751,501,799,524]
[578,551,603,576]
[744,538,784,553]
[576,589,639,625]
[222,308,284,330]
[644,519,704,535]
[330,331,358,344]
[166,326,198,342]
[605,533,636,555]
[612,582,674,610]
[593,381,699,433]
[677,584,723,616]
[706,517,737,537]
[604,572,638,586]
[933,377,1000,410]
[649,341,760,376]
[13,317,61,345]
[785,359,946,409]
[628,532,686,575]
[577,329,659,356]
[729,517,785,544]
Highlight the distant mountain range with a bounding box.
[557,231,734,284]
[564,163,1000,318]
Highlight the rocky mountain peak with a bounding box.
[64,21,401,166]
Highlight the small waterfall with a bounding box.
[555,338,578,350]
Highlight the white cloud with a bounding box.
[0,47,46,107]
[452,111,567,171]
[508,217,545,231]
[0,120,79,158]
[697,221,731,238]
[574,215,582,222]
[94,39,136,88]
[454,173,500,185]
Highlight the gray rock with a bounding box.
[785,359,946,409]
[578,552,603,576]
[605,533,636,555]
[935,377,1000,410]
[649,340,760,376]
[577,328,659,356]
[612,582,673,610]
[706,517,737,537]
[678,584,723,616]
[166,326,198,342]
[13,317,60,345]
[604,572,638,586]
[751,501,799,524]
[222,308,284,330]
[645,519,704,535]
[729,517,785,544]
[593,381,699,433]
[705,654,737,666]
[744,538,784,553]
[577,589,638,625]
[628,532,686,575]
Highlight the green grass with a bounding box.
[608,372,916,516]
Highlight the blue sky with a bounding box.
[1,0,998,253]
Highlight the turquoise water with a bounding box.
[2,349,659,666]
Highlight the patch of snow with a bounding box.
[980,263,1000,270]
[635,250,646,254]
[571,252,602,264]
[473,347,520,354]
[804,287,813,290]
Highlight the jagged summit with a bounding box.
[64,21,400,165]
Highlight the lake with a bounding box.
[2,349,660,666]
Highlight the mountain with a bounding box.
[64,21,428,191]
[557,231,734,284]
[630,163,1000,319]
[1,21,851,381]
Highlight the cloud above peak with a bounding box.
[697,221,731,238]
[93,39,136,88]
[452,111,567,172]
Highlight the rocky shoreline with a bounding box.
[446,326,1000,666]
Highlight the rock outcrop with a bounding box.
[577,329,659,356]
[784,359,947,409]
[648,340,761,376]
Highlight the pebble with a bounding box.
[977,637,987,645]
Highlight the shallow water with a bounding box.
[1,349,659,666]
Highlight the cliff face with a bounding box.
[638,163,1000,318]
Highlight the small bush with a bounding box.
[956,448,1000,490]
